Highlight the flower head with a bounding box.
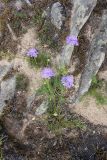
[66,35,79,46]
[27,48,38,58]
[41,68,55,79]
[61,75,74,89]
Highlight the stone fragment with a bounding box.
[0,76,16,114]
[51,2,65,30]
[35,101,48,115]
[26,93,35,110]
[0,63,13,82]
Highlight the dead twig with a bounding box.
[7,23,17,41]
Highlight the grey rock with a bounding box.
[27,94,49,115]
[51,2,65,30]
[0,63,13,82]
[59,0,97,66]
[0,76,16,114]
[71,10,107,102]
[26,93,36,110]
[35,101,48,115]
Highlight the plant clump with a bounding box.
[26,48,51,68]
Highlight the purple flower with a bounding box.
[41,68,55,79]
[61,75,74,89]
[66,35,79,46]
[27,48,38,58]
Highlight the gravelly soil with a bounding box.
[1,118,107,160]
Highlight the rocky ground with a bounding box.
[0,0,107,160]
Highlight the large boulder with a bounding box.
[70,10,107,103]
[0,76,16,114]
[0,63,13,82]
[0,62,16,114]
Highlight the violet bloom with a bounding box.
[27,48,38,58]
[61,75,74,89]
[41,68,55,79]
[66,35,79,46]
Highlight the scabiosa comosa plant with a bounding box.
[37,66,74,116]
[27,48,39,57]
[40,67,55,99]
[26,48,51,68]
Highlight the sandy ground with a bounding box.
[71,96,107,127]
[14,28,43,94]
